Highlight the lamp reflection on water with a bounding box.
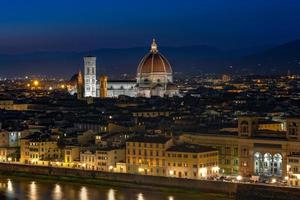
[168,196,174,200]
[107,188,116,200]
[7,179,13,193]
[52,184,62,200]
[80,186,89,200]
[6,179,14,199]
[29,181,37,200]
[137,193,145,200]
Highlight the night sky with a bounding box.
[1,0,300,53]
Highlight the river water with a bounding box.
[0,177,231,200]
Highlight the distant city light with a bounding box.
[33,80,39,87]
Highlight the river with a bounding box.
[0,177,231,200]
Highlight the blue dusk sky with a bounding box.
[0,0,300,53]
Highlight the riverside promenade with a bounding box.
[0,163,299,200]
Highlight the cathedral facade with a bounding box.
[76,39,179,98]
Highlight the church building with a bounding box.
[75,39,179,98]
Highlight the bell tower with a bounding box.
[84,56,97,97]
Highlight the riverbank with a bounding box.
[0,163,237,194]
[0,163,300,200]
[0,172,231,200]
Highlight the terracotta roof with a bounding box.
[127,135,172,144]
[137,39,172,74]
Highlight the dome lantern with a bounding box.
[150,38,158,53]
[137,39,172,75]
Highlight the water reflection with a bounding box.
[137,193,145,200]
[7,179,13,193]
[168,196,174,200]
[0,177,228,200]
[80,186,89,200]
[52,184,62,200]
[6,179,14,199]
[29,181,37,200]
[107,188,116,200]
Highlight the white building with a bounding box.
[107,80,137,97]
[77,39,179,98]
[84,56,97,97]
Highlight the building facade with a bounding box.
[180,116,300,180]
[166,144,219,179]
[84,56,97,97]
[74,39,179,98]
[126,135,173,176]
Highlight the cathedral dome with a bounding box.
[137,39,172,75]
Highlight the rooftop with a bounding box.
[127,135,171,144]
[167,144,217,153]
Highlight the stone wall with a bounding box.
[1,163,300,200]
[0,163,236,194]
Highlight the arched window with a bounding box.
[254,152,263,175]
[263,153,272,176]
[240,121,249,134]
[273,153,282,176]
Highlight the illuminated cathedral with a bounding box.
[74,39,179,98]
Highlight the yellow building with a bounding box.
[180,116,300,179]
[29,140,60,165]
[80,147,125,171]
[63,146,80,165]
[20,133,60,165]
[180,134,239,175]
[0,100,28,111]
[20,138,30,164]
[287,153,300,186]
[95,148,125,171]
[166,144,219,179]
[80,150,96,170]
[258,121,285,131]
[0,147,18,162]
[126,135,173,176]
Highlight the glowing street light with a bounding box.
[236,175,243,181]
[33,80,39,87]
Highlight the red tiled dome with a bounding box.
[137,39,172,74]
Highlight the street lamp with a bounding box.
[236,175,243,181]
[33,80,39,87]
